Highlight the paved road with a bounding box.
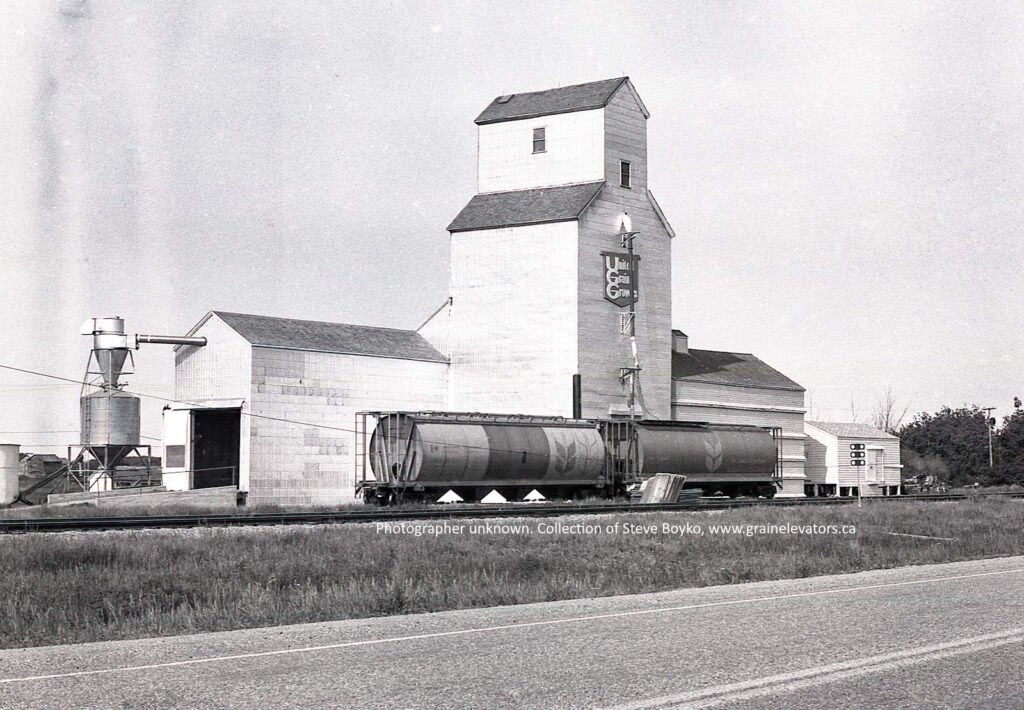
[2,556,1023,708]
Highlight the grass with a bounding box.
[0,493,645,519]
[2,497,1024,649]
[0,501,358,519]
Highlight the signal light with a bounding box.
[851,460,866,466]
[851,451,865,459]
[850,443,865,450]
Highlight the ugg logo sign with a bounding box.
[601,251,640,308]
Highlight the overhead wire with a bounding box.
[0,360,784,461]
[0,362,622,458]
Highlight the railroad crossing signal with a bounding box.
[850,443,866,466]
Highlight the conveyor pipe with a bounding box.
[134,335,207,348]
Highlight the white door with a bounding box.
[867,448,884,484]
[161,408,192,490]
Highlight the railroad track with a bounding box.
[2,491,1021,534]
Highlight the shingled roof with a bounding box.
[672,348,804,391]
[210,311,448,363]
[806,421,898,440]
[447,181,604,233]
[475,77,641,125]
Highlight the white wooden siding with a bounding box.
[577,196,672,419]
[836,437,902,491]
[604,87,648,194]
[804,436,829,484]
[805,423,902,495]
[673,380,807,495]
[671,380,805,410]
[417,298,451,358]
[448,221,579,416]
[571,85,671,420]
[477,109,605,193]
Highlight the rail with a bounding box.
[2,491,1022,535]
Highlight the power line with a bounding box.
[0,361,358,436]
[0,362,613,458]
[0,430,161,440]
[0,430,79,434]
[0,361,789,462]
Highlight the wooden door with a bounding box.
[867,448,884,483]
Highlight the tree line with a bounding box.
[894,399,1024,487]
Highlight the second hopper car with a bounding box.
[355,411,782,504]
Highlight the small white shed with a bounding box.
[804,421,902,497]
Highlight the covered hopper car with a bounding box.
[356,412,782,504]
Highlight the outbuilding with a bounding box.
[804,421,902,497]
[165,311,448,505]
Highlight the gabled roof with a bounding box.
[19,453,63,463]
[475,77,648,125]
[207,311,448,363]
[647,190,676,239]
[806,421,899,440]
[447,181,604,233]
[672,348,805,392]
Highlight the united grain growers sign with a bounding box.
[602,251,640,307]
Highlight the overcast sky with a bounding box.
[2,0,1022,453]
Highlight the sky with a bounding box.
[1,0,1022,454]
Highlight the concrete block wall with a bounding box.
[249,348,448,505]
[477,109,604,193]
[175,315,253,403]
[174,314,253,491]
[448,222,579,416]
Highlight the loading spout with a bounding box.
[134,335,207,348]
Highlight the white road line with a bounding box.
[609,627,1024,709]
[1,566,1021,685]
[886,531,958,542]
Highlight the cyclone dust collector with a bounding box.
[65,317,205,494]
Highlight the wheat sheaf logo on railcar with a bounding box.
[553,438,578,475]
[703,433,723,472]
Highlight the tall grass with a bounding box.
[2,498,1023,649]
[0,501,361,519]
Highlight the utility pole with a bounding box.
[981,407,996,468]
[619,213,640,420]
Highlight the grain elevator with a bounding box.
[170,77,808,505]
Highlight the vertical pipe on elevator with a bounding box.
[572,374,582,419]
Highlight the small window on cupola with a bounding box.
[532,127,546,153]
[620,160,631,188]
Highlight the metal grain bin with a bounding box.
[80,391,141,446]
